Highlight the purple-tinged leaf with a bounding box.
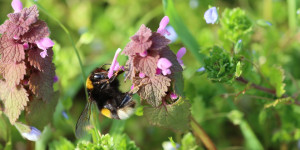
[133,75,171,107]
[133,50,159,77]
[150,32,170,50]
[122,24,152,55]
[29,63,55,102]
[28,48,53,72]
[6,5,39,38]
[0,81,29,124]
[0,20,9,34]
[0,61,26,87]
[0,34,25,63]
[21,20,49,43]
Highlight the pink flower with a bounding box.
[156,68,162,75]
[139,72,145,78]
[130,84,134,90]
[36,37,54,58]
[157,58,172,75]
[139,50,148,57]
[114,62,120,71]
[11,0,23,13]
[157,16,170,36]
[23,43,29,50]
[170,93,178,100]
[176,47,186,66]
[108,48,121,79]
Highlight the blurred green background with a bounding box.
[1,0,300,149]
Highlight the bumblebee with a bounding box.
[75,65,135,138]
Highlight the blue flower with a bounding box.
[21,127,41,141]
[62,111,69,119]
[164,26,178,43]
[197,67,205,72]
[204,7,218,24]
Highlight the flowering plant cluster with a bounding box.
[0,0,56,124]
[121,17,184,107]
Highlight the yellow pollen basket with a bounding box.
[101,108,112,118]
[86,77,94,90]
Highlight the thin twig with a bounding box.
[190,117,217,150]
[236,77,300,106]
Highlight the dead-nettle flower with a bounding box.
[119,16,184,107]
[176,47,186,67]
[0,0,56,124]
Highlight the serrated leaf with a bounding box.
[159,47,183,73]
[0,62,26,87]
[0,34,25,63]
[150,32,170,50]
[261,64,286,97]
[264,97,293,108]
[0,81,29,124]
[122,24,152,55]
[21,20,49,43]
[6,5,39,38]
[29,63,55,101]
[134,75,171,107]
[172,72,184,96]
[144,99,190,132]
[133,51,159,77]
[28,48,53,72]
[0,20,9,34]
[25,92,59,130]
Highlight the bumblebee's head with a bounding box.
[100,94,136,120]
[86,68,108,90]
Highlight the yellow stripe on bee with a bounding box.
[101,108,112,118]
[86,77,94,90]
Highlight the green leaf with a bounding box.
[180,132,198,150]
[144,99,190,132]
[163,0,205,65]
[25,92,59,130]
[235,61,242,77]
[261,64,286,97]
[49,137,75,150]
[264,97,293,108]
[227,110,244,125]
[239,121,264,150]
[173,72,184,97]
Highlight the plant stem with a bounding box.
[190,117,217,150]
[236,77,300,106]
[31,1,89,102]
[287,0,297,31]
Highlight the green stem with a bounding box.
[31,1,89,102]
[287,0,297,31]
[190,117,217,150]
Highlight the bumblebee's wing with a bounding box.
[75,101,92,139]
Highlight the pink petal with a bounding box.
[157,16,170,35]
[176,47,186,59]
[139,50,148,57]
[13,35,20,40]
[11,0,23,13]
[157,58,172,70]
[36,37,54,51]
[139,72,145,78]
[108,48,122,79]
[130,84,134,90]
[162,68,171,75]
[170,93,178,100]
[113,62,120,71]
[23,43,29,50]
[40,50,48,58]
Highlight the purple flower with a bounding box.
[62,111,69,119]
[176,47,186,66]
[157,58,172,75]
[139,72,146,78]
[170,93,178,100]
[11,0,23,13]
[164,26,177,43]
[197,67,205,72]
[23,43,29,50]
[108,48,121,79]
[21,126,41,141]
[53,75,58,83]
[204,7,218,24]
[114,62,120,71]
[139,50,148,57]
[157,16,170,36]
[36,37,54,58]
